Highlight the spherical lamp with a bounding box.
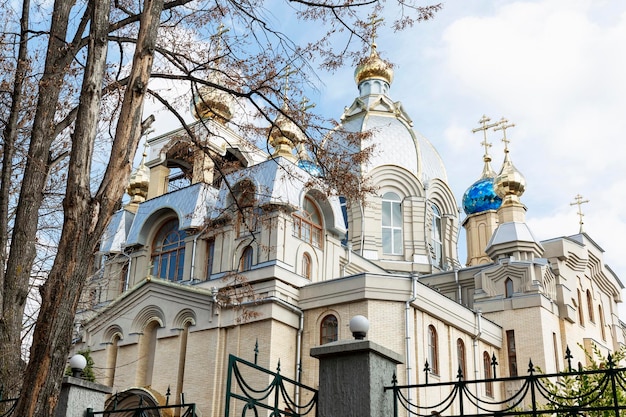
[69,353,87,378]
[349,315,369,340]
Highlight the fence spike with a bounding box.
[254,339,259,365]
[565,345,573,372]
[527,359,535,375]
[166,385,171,406]
[491,353,498,379]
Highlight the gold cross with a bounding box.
[569,194,590,233]
[282,65,298,102]
[471,115,499,156]
[212,23,230,57]
[494,117,516,152]
[299,97,316,112]
[367,14,384,47]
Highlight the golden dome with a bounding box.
[269,107,305,161]
[354,43,394,86]
[494,150,526,206]
[191,72,235,124]
[127,151,150,204]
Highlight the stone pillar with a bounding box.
[310,339,403,417]
[55,376,112,417]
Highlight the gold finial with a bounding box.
[494,117,516,152]
[471,115,499,179]
[569,194,590,233]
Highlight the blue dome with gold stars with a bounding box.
[462,177,502,215]
[298,159,323,177]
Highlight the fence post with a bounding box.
[311,339,403,417]
[54,375,111,417]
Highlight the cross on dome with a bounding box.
[494,118,516,152]
[570,194,590,233]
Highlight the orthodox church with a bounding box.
[76,41,625,415]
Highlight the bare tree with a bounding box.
[0,0,441,414]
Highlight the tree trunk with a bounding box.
[0,0,73,396]
[14,0,164,414]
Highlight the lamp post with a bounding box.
[69,354,87,378]
[349,315,369,340]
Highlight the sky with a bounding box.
[145,0,626,315]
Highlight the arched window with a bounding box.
[586,290,594,322]
[293,196,323,248]
[151,219,187,281]
[428,325,439,375]
[320,315,338,344]
[302,253,312,279]
[483,351,493,397]
[382,192,402,255]
[577,289,584,325]
[239,246,254,271]
[457,338,467,379]
[431,204,443,267]
[505,278,514,298]
[599,305,606,340]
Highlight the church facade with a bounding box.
[76,43,625,416]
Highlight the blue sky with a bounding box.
[145,0,626,315]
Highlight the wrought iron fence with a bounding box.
[224,354,318,417]
[385,348,626,417]
[87,388,197,417]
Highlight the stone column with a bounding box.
[55,376,112,417]
[310,339,403,417]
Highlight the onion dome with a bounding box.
[333,43,447,183]
[354,43,394,86]
[127,150,150,207]
[463,177,502,215]
[269,106,305,162]
[191,72,235,124]
[494,149,526,206]
[462,152,501,215]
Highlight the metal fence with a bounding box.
[385,348,626,417]
[224,354,318,417]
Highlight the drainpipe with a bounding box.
[455,267,461,304]
[342,243,353,277]
[473,309,483,405]
[405,272,418,413]
[119,251,132,292]
[190,225,210,282]
[359,203,365,256]
[239,296,304,404]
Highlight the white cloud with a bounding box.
[431,0,626,284]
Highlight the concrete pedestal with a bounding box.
[55,376,112,417]
[311,339,403,417]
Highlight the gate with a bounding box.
[224,354,318,417]
[385,348,626,417]
[87,387,197,417]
